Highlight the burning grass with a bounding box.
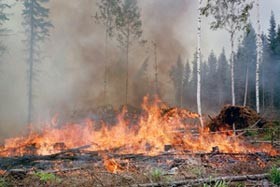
[0,96,279,186]
[0,96,277,158]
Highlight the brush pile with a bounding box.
[208,105,266,132]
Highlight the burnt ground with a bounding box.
[0,142,279,187]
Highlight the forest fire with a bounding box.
[0,97,277,158]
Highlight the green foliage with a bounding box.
[34,172,57,183]
[203,180,228,187]
[149,168,165,182]
[268,11,277,52]
[0,178,8,187]
[269,167,280,185]
[115,0,142,47]
[95,0,120,38]
[201,0,253,34]
[22,0,53,42]
[189,166,206,178]
[0,0,11,57]
[170,55,184,106]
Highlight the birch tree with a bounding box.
[255,0,262,113]
[197,0,203,127]
[201,0,253,106]
[23,0,53,124]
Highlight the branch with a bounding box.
[132,174,269,187]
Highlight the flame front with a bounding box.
[0,96,277,157]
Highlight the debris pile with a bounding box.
[208,105,266,132]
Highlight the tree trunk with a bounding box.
[27,0,35,124]
[125,27,130,105]
[256,0,262,113]
[197,0,203,127]
[154,42,159,96]
[243,65,249,106]
[104,27,108,104]
[230,32,235,105]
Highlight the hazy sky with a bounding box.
[192,0,280,58]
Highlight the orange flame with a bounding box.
[0,96,277,158]
[103,158,124,173]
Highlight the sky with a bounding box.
[190,0,280,58]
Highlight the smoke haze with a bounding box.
[0,0,279,139]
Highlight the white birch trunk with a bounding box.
[197,0,204,127]
[230,33,235,106]
[243,66,249,106]
[256,0,262,113]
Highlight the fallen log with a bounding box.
[132,173,269,187]
[0,144,95,170]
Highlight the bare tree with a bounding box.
[197,0,203,127]
[256,0,262,113]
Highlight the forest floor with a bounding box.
[0,136,279,187]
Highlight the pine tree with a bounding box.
[95,0,120,103]
[206,51,218,110]
[217,48,230,107]
[23,0,53,123]
[115,0,143,105]
[133,57,150,105]
[189,52,198,111]
[201,0,253,106]
[235,24,256,108]
[170,55,184,107]
[261,34,275,108]
[275,26,280,55]
[208,51,217,76]
[266,12,279,108]
[0,1,11,57]
[268,11,277,53]
[183,60,191,107]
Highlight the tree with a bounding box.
[197,0,203,127]
[201,0,253,106]
[261,34,274,109]
[115,0,143,105]
[152,41,159,96]
[268,11,277,53]
[205,51,218,110]
[0,1,11,57]
[255,0,262,113]
[183,60,191,107]
[95,0,120,103]
[23,0,53,124]
[216,48,230,106]
[170,55,184,107]
[275,26,280,55]
[133,57,150,105]
[235,24,256,107]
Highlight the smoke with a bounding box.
[0,0,196,138]
[42,0,196,111]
